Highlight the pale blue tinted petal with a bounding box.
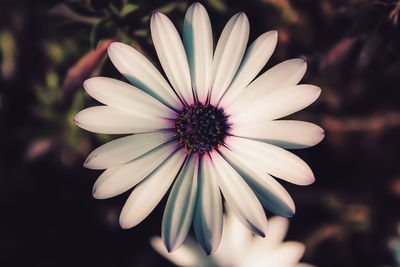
[228,84,321,123]
[220,30,277,107]
[210,151,268,237]
[225,136,315,186]
[119,149,186,229]
[209,12,249,105]
[193,155,223,254]
[108,42,181,110]
[151,12,194,105]
[183,2,213,104]
[219,144,296,217]
[229,120,324,149]
[225,58,307,114]
[85,131,174,170]
[92,141,177,199]
[83,77,175,118]
[162,155,198,252]
[74,106,171,134]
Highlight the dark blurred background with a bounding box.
[1,0,400,266]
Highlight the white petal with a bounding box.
[264,216,290,248]
[210,151,268,236]
[84,131,174,170]
[183,3,213,104]
[151,237,211,267]
[242,242,305,267]
[295,263,315,267]
[162,155,198,252]
[213,208,252,264]
[74,106,172,134]
[226,136,315,185]
[249,216,289,256]
[83,77,175,119]
[220,30,278,107]
[228,84,321,124]
[194,155,223,255]
[219,145,295,217]
[252,241,305,267]
[107,42,181,110]
[210,12,249,105]
[92,141,177,199]
[151,12,194,105]
[119,149,186,229]
[229,120,325,149]
[225,58,307,114]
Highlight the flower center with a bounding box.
[174,104,229,154]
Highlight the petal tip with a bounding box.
[286,210,295,218]
[92,185,107,199]
[152,11,161,19]
[107,41,123,53]
[107,41,116,51]
[92,186,98,198]
[82,78,95,94]
[166,245,174,253]
[162,238,174,253]
[192,2,205,13]
[165,240,182,253]
[200,243,214,255]
[315,86,322,97]
[291,57,306,67]
[83,154,95,168]
[82,79,88,89]
[271,30,278,38]
[233,11,247,22]
[238,12,248,21]
[73,115,80,125]
[119,218,129,229]
[205,249,212,256]
[107,41,115,48]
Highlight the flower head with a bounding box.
[74,2,324,254]
[151,211,313,267]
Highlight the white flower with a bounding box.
[151,211,313,267]
[74,2,324,254]
[388,222,400,265]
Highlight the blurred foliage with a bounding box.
[1,0,400,266]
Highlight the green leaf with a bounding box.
[95,133,113,143]
[120,4,139,17]
[0,30,16,80]
[155,2,182,14]
[133,29,148,37]
[206,0,227,13]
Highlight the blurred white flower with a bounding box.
[152,211,312,267]
[388,223,400,266]
[75,2,324,253]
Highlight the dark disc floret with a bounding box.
[174,104,229,154]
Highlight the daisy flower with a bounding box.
[151,210,313,267]
[74,2,324,254]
